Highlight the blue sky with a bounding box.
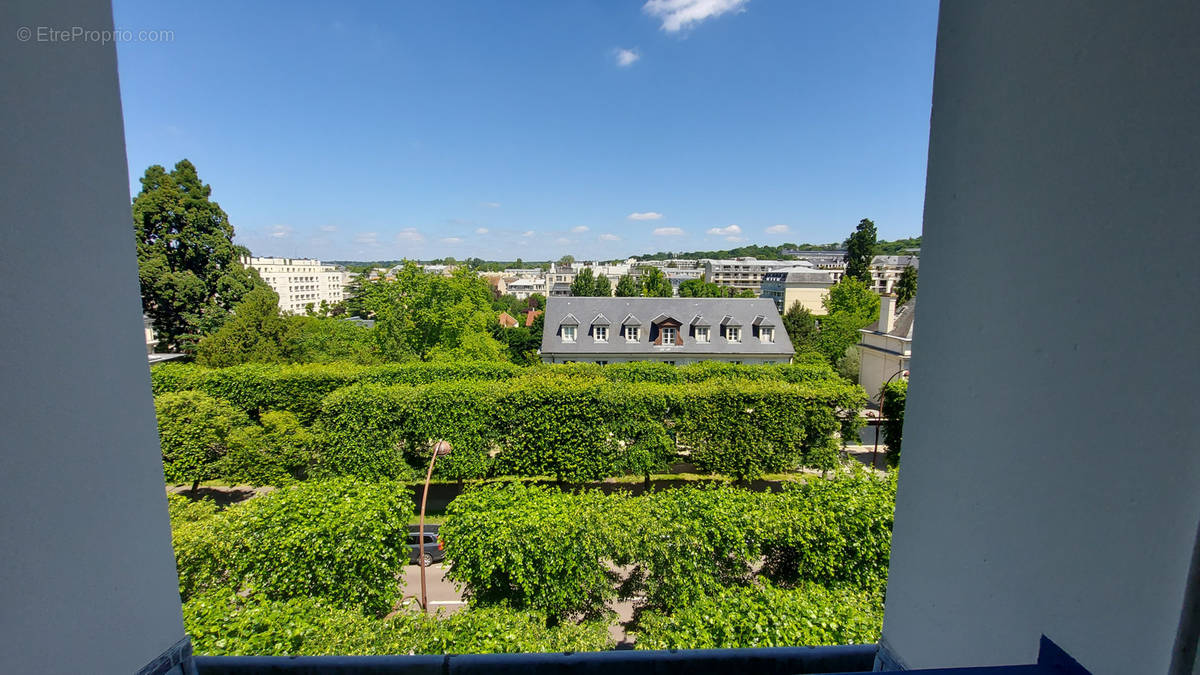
[114,0,938,262]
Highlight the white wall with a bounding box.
[0,1,187,672]
[882,2,1200,673]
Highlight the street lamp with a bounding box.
[419,439,451,615]
[873,369,909,470]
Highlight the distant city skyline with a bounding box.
[115,0,938,261]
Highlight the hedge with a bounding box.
[169,479,413,615]
[314,377,865,482]
[151,360,846,422]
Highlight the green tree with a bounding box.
[781,302,819,354]
[133,160,266,351]
[222,410,316,485]
[558,254,575,266]
[527,293,546,310]
[836,345,860,382]
[592,274,612,297]
[895,264,918,304]
[843,218,878,283]
[569,268,596,296]
[284,315,378,364]
[823,277,880,324]
[639,267,674,297]
[614,274,639,297]
[195,287,291,367]
[365,263,507,362]
[880,379,907,466]
[156,391,248,491]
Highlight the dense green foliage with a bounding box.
[223,411,315,485]
[134,159,266,351]
[843,218,878,283]
[895,265,918,304]
[440,474,896,625]
[631,236,919,262]
[157,391,249,489]
[169,479,413,615]
[637,267,674,297]
[614,274,638,297]
[635,582,883,649]
[880,379,907,466]
[196,287,294,367]
[569,268,613,297]
[184,594,612,656]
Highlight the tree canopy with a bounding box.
[896,265,918,304]
[614,274,639,297]
[638,268,674,297]
[569,268,596,297]
[133,160,266,351]
[843,218,878,284]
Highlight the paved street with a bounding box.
[400,563,465,614]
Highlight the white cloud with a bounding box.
[269,224,293,239]
[765,224,789,234]
[555,237,571,245]
[481,201,501,208]
[654,227,685,236]
[440,237,464,245]
[707,224,743,236]
[643,0,749,32]
[614,48,640,67]
[570,225,590,233]
[475,227,489,234]
[599,233,620,241]
[521,230,535,237]
[354,232,381,246]
[628,211,663,221]
[319,224,338,233]
[395,228,425,243]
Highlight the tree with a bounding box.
[734,289,757,299]
[592,274,612,297]
[615,274,640,297]
[823,277,880,324]
[133,160,266,351]
[895,265,918,304]
[527,293,546,310]
[782,302,819,354]
[156,390,248,491]
[570,268,596,296]
[558,254,575,266]
[639,267,674,297]
[836,345,860,382]
[195,287,291,367]
[843,218,878,284]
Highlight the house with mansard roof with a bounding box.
[539,297,794,365]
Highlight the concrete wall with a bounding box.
[881,2,1200,674]
[0,1,187,672]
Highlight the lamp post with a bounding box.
[419,440,451,615]
[873,369,909,470]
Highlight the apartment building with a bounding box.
[759,264,836,314]
[240,256,353,314]
[785,250,920,295]
[701,257,794,294]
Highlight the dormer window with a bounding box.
[661,327,676,344]
[760,327,774,343]
[695,326,710,343]
[624,326,641,342]
[594,326,608,342]
[562,325,577,342]
[726,326,741,343]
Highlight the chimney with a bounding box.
[879,295,897,333]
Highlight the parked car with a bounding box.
[407,524,444,566]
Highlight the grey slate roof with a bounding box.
[541,297,794,357]
[864,298,917,338]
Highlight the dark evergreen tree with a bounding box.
[843,218,878,284]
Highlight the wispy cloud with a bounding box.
[269,224,293,239]
[570,225,590,233]
[319,224,338,233]
[614,48,640,67]
[765,224,789,234]
[481,201,501,208]
[475,227,489,235]
[599,233,621,241]
[555,237,571,245]
[354,232,381,246]
[628,211,663,221]
[643,0,749,32]
[396,228,424,243]
[521,230,535,237]
[707,224,742,236]
[654,227,685,236]
[440,237,463,245]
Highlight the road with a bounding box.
[400,563,465,614]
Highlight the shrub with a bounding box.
[880,379,907,466]
[634,582,883,649]
[440,483,625,622]
[171,479,414,615]
[156,391,249,489]
[222,411,315,486]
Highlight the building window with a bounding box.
[726,326,741,343]
[760,327,774,343]
[624,326,640,342]
[594,326,608,342]
[562,325,577,342]
[695,326,710,343]
[661,326,676,344]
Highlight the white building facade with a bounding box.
[240,256,353,314]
